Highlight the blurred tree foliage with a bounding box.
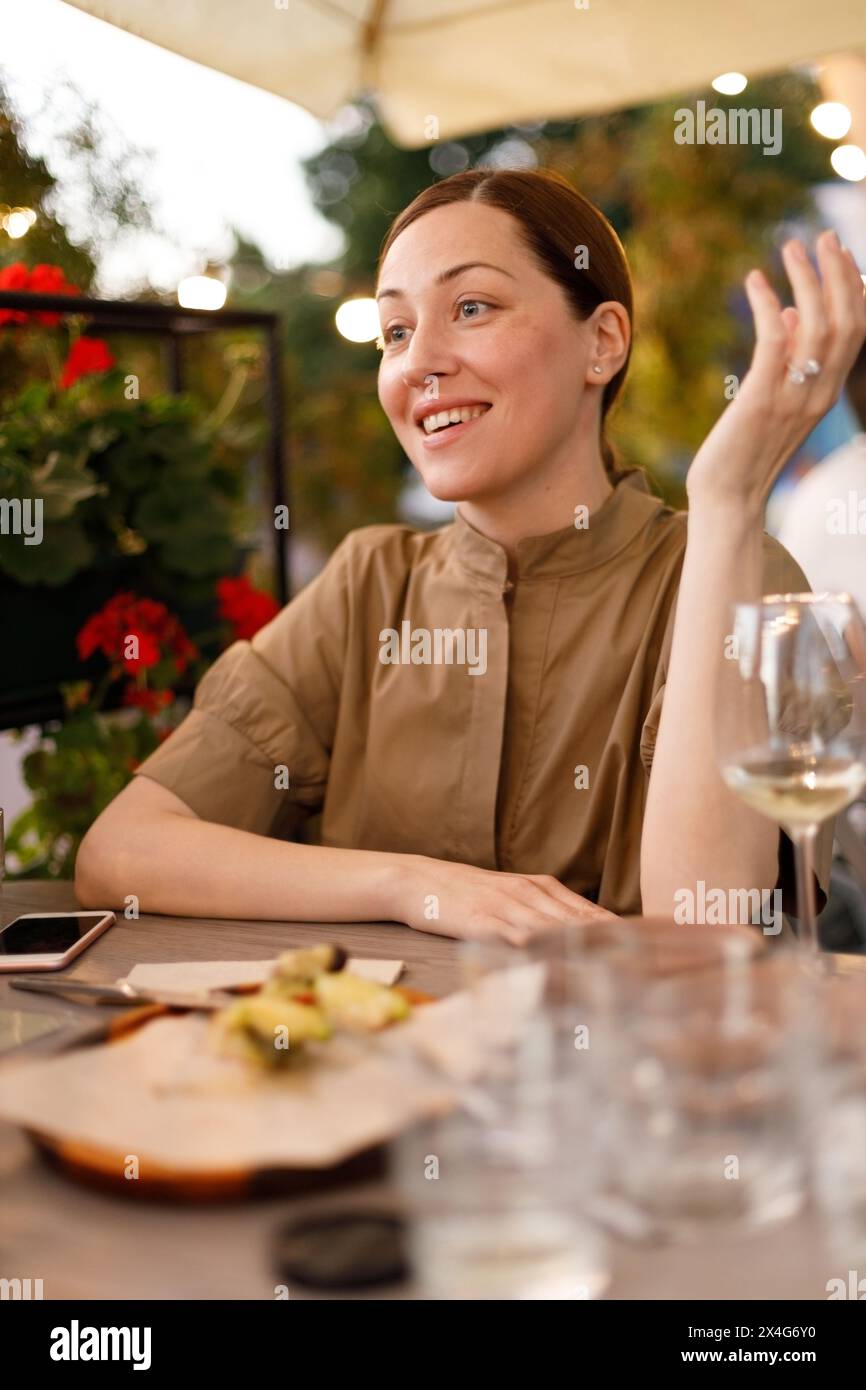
[229,71,830,547]
[0,81,96,289]
[0,76,157,394]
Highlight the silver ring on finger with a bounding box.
[787,358,822,385]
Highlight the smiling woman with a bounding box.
[75,168,866,942]
[374,171,633,543]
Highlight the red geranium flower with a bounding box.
[122,686,175,714]
[26,263,78,325]
[216,575,280,641]
[122,630,162,673]
[0,261,79,326]
[169,628,198,675]
[77,592,132,663]
[59,336,115,389]
[76,591,197,676]
[0,262,31,325]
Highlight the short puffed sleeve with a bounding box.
[133,535,352,837]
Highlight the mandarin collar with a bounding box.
[447,469,666,584]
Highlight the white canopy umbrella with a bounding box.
[63,0,866,148]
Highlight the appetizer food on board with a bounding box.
[212,944,410,1068]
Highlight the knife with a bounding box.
[10,977,238,1011]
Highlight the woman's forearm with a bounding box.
[75,786,414,923]
[75,777,614,940]
[640,500,779,915]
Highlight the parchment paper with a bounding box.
[0,966,543,1171]
[120,955,404,992]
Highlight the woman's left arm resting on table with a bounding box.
[640,229,866,916]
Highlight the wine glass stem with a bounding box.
[788,822,820,952]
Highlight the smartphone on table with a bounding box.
[0,911,116,972]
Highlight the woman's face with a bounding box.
[376,200,605,504]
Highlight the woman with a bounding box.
[75,169,866,944]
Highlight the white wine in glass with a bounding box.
[717,595,866,954]
[723,753,866,826]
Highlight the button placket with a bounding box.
[454,580,510,868]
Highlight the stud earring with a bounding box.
[592,365,603,375]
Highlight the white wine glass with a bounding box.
[716,594,866,954]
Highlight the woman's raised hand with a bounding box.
[686,230,866,517]
[393,856,617,945]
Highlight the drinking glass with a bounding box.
[393,939,609,1299]
[609,955,815,1239]
[541,921,770,1237]
[716,594,866,953]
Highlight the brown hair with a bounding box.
[376,167,634,475]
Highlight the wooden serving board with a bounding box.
[28,986,435,1203]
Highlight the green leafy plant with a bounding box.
[6,575,279,879]
[0,370,256,592]
[8,707,162,879]
[0,266,276,874]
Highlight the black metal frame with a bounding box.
[0,289,290,604]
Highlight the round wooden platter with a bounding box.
[27,985,435,1204]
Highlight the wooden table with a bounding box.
[0,881,853,1301]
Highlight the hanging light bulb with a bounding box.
[335,297,380,343]
[711,73,748,95]
[177,274,227,310]
[810,102,852,140]
[830,145,866,182]
[4,206,35,239]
